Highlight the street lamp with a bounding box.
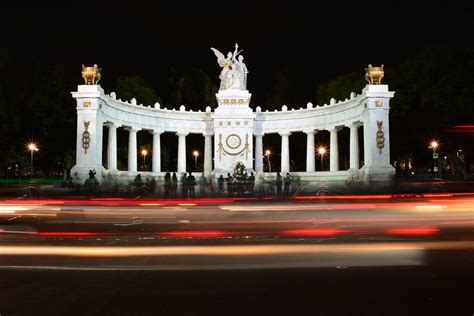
[27,143,39,178]
[429,140,441,178]
[193,150,199,170]
[265,149,271,172]
[317,146,327,171]
[141,149,148,170]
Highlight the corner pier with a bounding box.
[71,50,395,183]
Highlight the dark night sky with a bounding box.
[0,1,473,106]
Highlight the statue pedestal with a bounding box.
[215,89,252,108]
[212,89,255,173]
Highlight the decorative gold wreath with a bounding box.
[82,121,90,154]
[376,120,385,154]
[225,134,241,149]
[217,133,251,160]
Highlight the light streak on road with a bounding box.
[2,242,467,257]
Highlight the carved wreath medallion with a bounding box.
[217,133,250,160]
[82,121,91,154]
[376,120,385,154]
[226,134,242,149]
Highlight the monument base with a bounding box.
[361,165,396,182]
[71,164,105,182]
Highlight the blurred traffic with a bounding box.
[0,192,472,270]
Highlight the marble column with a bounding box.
[203,133,213,176]
[176,132,188,173]
[107,124,117,171]
[350,124,360,170]
[152,130,162,173]
[305,130,316,172]
[329,128,340,172]
[279,132,291,173]
[254,133,264,173]
[127,128,138,172]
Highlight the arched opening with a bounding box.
[116,127,129,171]
[102,125,108,169]
[289,132,306,171]
[339,127,350,170]
[137,130,152,171]
[262,133,281,172]
[161,132,178,172]
[315,130,330,171]
[187,133,204,173]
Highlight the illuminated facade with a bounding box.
[71,46,395,183]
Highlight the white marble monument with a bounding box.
[71,45,395,183]
[210,44,254,173]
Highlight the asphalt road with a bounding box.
[0,194,473,315]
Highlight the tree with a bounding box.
[263,69,290,111]
[168,67,217,109]
[314,72,365,106]
[114,75,161,106]
[311,47,474,176]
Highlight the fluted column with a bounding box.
[107,124,117,171]
[254,133,264,173]
[329,128,340,172]
[305,130,316,172]
[152,130,162,173]
[126,128,138,172]
[350,124,360,170]
[203,133,213,176]
[279,131,291,173]
[176,132,188,173]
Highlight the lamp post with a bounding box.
[317,146,327,171]
[193,150,199,171]
[27,143,38,178]
[141,149,148,170]
[429,140,441,178]
[265,149,271,172]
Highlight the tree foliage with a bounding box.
[114,75,161,106]
[168,67,217,109]
[314,72,365,106]
[313,47,474,169]
[263,69,290,111]
[388,47,474,126]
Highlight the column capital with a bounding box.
[278,131,292,137]
[328,126,343,132]
[254,132,265,137]
[105,122,118,129]
[349,122,363,128]
[303,129,317,135]
[124,126,140,133]
[176,131,189,137]
[203,132,214,137]
[151,129,164,135]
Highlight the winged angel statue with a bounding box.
[211,43,248,91]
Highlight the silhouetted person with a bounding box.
[171,172,178,197]
[180,173,188,197]
[218,175,225,196]
[283,172,291,196]
[276,172,282,195]
[148,177,156,195]
[85,169,98,190]
[198,175,207,197]
[164,172,171,197]
[226,173,233,197]
[187,172,196,198]
[134,174,142,185]
[248,172,255,196]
